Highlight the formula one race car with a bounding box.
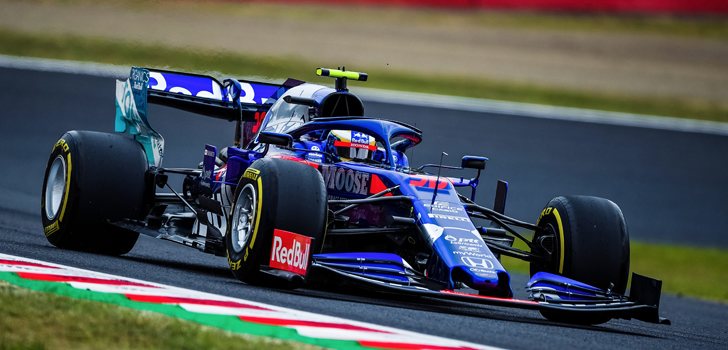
[41,66,669,325]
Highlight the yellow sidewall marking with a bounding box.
[552,208,566,274]
[59,153,72,222]
[250,175,263,249]
[44,221,60,236]
[244,169,263,262]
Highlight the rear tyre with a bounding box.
[225,158,327,288]
[41,131,148,255]
[530,195,630,325]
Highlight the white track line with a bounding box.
[2,54,726,136]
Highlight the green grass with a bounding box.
[1,28,727,123]
[0,282,307,350]
[501,239,728,303]
[629,242,728,302]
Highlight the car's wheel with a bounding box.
[530,195,630,325]
[225,158,326,288]
[41,131,148,255]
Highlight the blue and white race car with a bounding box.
[41,67,669,325]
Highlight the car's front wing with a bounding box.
[311,263,670,325]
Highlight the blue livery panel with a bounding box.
[148,70,283,105]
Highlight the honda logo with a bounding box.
[461,256,494,269]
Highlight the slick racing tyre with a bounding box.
[41,131,148,255]
[530,195,630,325]
[225,158,327,288]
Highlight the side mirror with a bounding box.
[461,155,487,170]
[283,95,316,106]
[257,131,293,147]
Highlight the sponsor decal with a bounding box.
[350,132,372,149]
[227,254,241,271]
[148,72,278,105]
[454,245,480,252]
[538,207,554,223]
[461,256,495,270]
[428,213,470,222]
[269,229,312,276]
[54,139,69,153]
[332,131,376,151]
[43,221,59,236]
[447,236,481,247]
[131,68,149,92]
[425,201,464,214]
[116,68,164,167]
[305,154,323,163]
[445,233,490,255]
[320,165,371,195]
[469,267,498,277]
[454,251,491,258]
[333,141,376,151]
[116,83,139,124]
[149,72,222,100]
[305,145,324,163]
[243,168,260,181]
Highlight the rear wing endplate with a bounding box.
[114,67,292,166]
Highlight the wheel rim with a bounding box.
[537,224,557,257]
[44,155,67,220]
[531,222,558,274]
[230,184,256,253]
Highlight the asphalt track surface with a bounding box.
[1,67,727,349]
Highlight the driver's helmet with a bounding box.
[325,130,376,162]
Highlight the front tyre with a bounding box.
[41,131,148,255]
[530,195,630,325]
[225,158,326,288]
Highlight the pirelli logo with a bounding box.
[227,254,241,271]
[44,221,60,236]
[243,168,260,181]
[54,139,69,152]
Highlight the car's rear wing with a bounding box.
[115,67,298,166]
